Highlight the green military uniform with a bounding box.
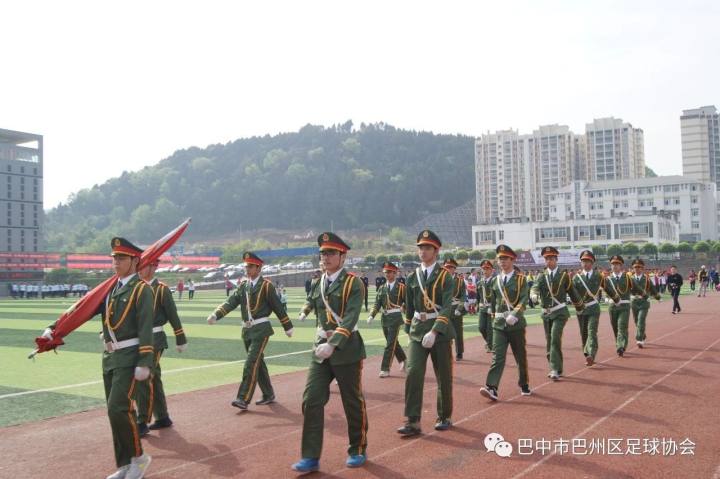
[136,277,187,426]
[448,266,467,359]
[605,255,633,355]
[484,244,530,395]
[99,239,154,469]
[630,259,661,346]
[477,261,496,353]
[401,230,455,431]
[572,250,615,364]
[369,263,407,374]
[530,247,584,376]
[300,233,368,461]
[211,254,292,406]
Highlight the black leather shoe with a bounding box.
[434,418,452,431]
[255,395,276,406]
[397,423,421,436]
[231,399,248,410]
[148,417,173,430]
[456,353,463,360]
[617,348,624,357]
[137,422,149,437]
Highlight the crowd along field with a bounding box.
[0,285,692,428]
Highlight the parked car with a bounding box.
[297,261,313,269]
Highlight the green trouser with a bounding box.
[380,322,406,371]
[451,314,464,355]
[301,360,368,458]
[103,366,144,467]
[136,349,168,424]
[632,305,649,341]
[542,311,568,373]
[579,311,600,360]
[404,340,453,421]
[479,311,494,351]
[486,328,529,389]
[577,316,589,354]
[237,335,274,402]
[610,306,630,350]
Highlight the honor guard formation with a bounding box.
[39,230,672,478]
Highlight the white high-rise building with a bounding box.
[585,117,645,181]
[526,125,575,222]
[475,129,527,224]
[681,105,720,187]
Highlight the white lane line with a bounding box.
[328,316,713,476]
[511,333,720,478]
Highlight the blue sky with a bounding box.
[2,0,719,207]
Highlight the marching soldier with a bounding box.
[572,250,616,366]
[477,259,496,353]
[530,246,584,381]
[135,259,187,436]
[397,230,455,436]
[605,255,633,357]
[443,258,467,360]
[39,238,154,478]
[291,233,368,473]
[630,258,662,348]
[480,245,530,401]
[367,261,407,377]
[206,252,294,410]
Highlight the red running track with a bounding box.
[2,294,719,479]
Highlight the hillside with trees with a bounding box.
[45,122,475,252]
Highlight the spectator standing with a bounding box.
[177,279,185,300]
[187,279,195,300]
[667,266,683,314]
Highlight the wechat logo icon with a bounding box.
[484,432,513,458]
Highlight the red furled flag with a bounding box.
[30,218,191,358]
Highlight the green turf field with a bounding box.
[1,285,688,427]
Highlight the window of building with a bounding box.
[692,208,699,217]
[692,221,700,229]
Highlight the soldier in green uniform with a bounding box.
[480,245,531,401]
[396,230,455,436]
[367,261,407,377]
[630,258,662,348]
[135,259,187,436]
[572,250,616,366]
[291,233,368,473]
[443,258,467,360]
[39,238,154,479]
[477,259,496,353]
[530,246,584,381]
[206,252,293,410]
[605,255,633,357]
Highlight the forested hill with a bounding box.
[45,122,475,251]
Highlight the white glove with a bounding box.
[366,315,374,324]
[134,366,150,381]
[421,331,437,349]
[298,312,307,322]
[176,343,187,353]
[530,293,539,304]
[454,310,462,316]
[506,314,519,326]
[285,328,294,338]
[207,313,217,325]
[41,328,53,340]
[315,343,335,359]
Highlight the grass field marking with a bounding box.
[0,323,475,401]
[511,329,720,479]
